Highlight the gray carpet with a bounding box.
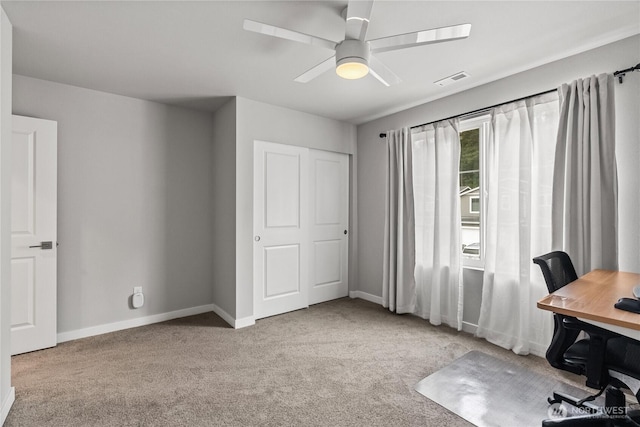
[6,298,586,426]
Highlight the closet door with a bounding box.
[309,150,349,305]
[253,141,309,319]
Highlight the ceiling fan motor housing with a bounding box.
[335,39,371,68]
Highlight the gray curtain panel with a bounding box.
[552,73,618,276]
[383,128,416,314]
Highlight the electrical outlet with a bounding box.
[131,286,144,309]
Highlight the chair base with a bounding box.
[547,389,602,413]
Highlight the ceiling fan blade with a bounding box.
[368,55,401,87]
[243,19,337,51]
[294,56,336,83]
[345,0,374,41]
[370,23,471,54]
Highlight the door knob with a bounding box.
[255,236,261,242]
[29,241,53,250]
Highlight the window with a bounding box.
[469,196,480,213]
[459,116,489,267]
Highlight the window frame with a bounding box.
[459,114,490,270]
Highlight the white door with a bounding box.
[309,150,349,305]
[11,115,57,355]
[253,141,309,319]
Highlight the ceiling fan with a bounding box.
[243,0,471,86]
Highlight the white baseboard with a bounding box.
[461,321,478,335]
[211,303,255,329]
[211,303,235,328]
[1,387,15,425]
[349,290,383,305]
[57,304,215,343]
[233,316,255,329]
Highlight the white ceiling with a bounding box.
[2,1,639,124]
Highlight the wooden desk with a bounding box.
[537,269,640,340]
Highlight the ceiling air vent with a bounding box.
[434,71,470,87]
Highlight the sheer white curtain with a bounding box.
[412,120,463,330]
[382,128,416,313]
[476,93,559,355]
[552,74,618,276]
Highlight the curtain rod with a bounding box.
[379,63,640,139]
[613,63,640,83]
[378,88,556,139]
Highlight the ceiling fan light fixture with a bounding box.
[336,57,369,79]
[335,39,371,80]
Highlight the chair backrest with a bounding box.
[533,251,583,375]
[533,251,578,293]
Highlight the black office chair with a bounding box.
[533,251,640,426]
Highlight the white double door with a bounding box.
[253,141,349,319]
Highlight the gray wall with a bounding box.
[12,75,215,334]
[0,6,12,419]
[235,97,357,321]
[357,35,640,326]
[211,98,237,318]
